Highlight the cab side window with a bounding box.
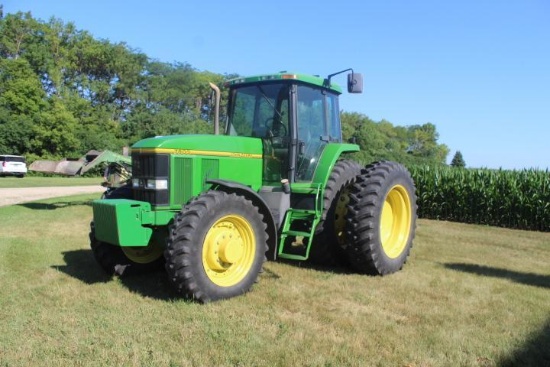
[326,93,341,142]
[297,86,324,144]
[295,86,327,182]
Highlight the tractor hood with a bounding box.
[131,134,263,158]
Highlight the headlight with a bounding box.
[132,178,140,188]
[145,179,168,190]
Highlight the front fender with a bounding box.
[207,179,278,261]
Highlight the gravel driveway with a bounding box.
[0,185,106,207]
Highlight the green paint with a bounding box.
[92,73,360,259]
[226,72,343,94]
[93,199,153,247]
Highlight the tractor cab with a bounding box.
[224,71,362,185]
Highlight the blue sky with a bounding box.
[4,0,550,169]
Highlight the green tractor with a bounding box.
[90,69,417,302]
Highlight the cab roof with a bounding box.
[226,72,343,94]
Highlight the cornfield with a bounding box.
[409,165,550,231]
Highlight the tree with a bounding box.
[340,112,450,166]
[406,123,449,164]
[0,58,45,154]
[31,97,80,157]
[0,12,40,60]
[0,57,46,114]
[450,151,466,168]
[0,10,453,164]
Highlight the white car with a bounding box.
[0,155,28,177]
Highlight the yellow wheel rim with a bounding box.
[380,184,412,259]
[121,238,164,264]
[202,215,256,287]
[334,187,352,245]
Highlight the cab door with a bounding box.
[295,85,340,182]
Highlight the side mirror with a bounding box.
[347,73,363,93]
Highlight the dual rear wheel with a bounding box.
[309,159,362,265]
[344,161,417,275]
[310,160,417,275]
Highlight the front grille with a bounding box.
[131,153,170,206]
[132,154,169,177]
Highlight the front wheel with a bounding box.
[165,191,268,303]
[345,161,417,275]
[89,185,165,276]
[90,223,166,276]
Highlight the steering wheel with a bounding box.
[264,118,287,137]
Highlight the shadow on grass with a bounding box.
[53,249,179,301]
[446,262,550,366]
[53,249,111,284]
[498,318,550,367]
[55,248,354,302]
[19,200,93,210]
[444,263,550,289]
[119,271,180,301]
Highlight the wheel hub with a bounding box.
[202,215,255,286]
[380,185,412,259]
[219,238,244,264]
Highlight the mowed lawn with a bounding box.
[0,194,548,367]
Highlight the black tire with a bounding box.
[165,191,268,303]
[309,159,362,265]
[89,185,165,276]
[345,161,417,275]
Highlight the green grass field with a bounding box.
[0,194,549,366]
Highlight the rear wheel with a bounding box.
[165,191,268,303]
[345,161,417,275]
[89,185,165,276]
[309,159,362,265]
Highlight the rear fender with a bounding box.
[312,143,360,187]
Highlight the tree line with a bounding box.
[0,10,449,166]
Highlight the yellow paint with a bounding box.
[380,184,412,259]
[131,148,262,159]
[202,215,256,287]
[122,240,164,264]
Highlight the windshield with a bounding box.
[226,83,290,138]
[1,156,26,163]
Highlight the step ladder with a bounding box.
[278,185,322,261]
